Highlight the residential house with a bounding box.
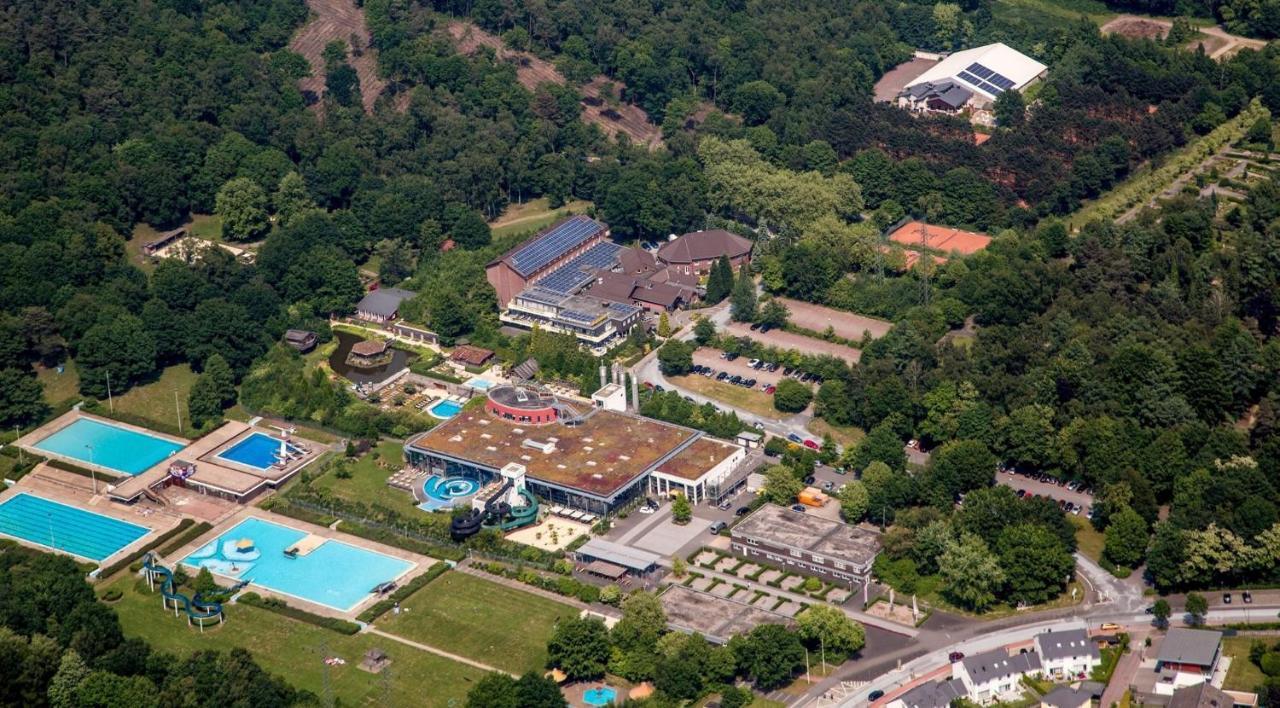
[1035,629,1101,680]
[887,678,967,708]
[954,648,1043,704]
[1155,629,1223,696]
[355,287,416,323]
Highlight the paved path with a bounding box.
[1100,635,1145,708]
[366,627,515,676]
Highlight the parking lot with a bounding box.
[692,348,786,386]
[724,321,863,364]
[995,471,1094,513]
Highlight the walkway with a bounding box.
[1099,635,1145,708]
[365,627,515,676]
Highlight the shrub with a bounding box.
[1262,652,1280,677]
[157,522,213,556]
[100,588,123,602]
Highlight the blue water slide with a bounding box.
[142,553,224,623]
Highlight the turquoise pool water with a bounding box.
[215,433,299,470]
[182,517,414,612]
[32,417,184,475]
[467,378,494,390]
[416,475,480,512]
[428,400,462,419]
[0,493,149,561]
[583,687,617,706]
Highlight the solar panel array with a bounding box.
[959,62,1014,96]
[560,309,602,325]
[534,241,624,294]
[518,287,570,308]
[508,216,605,277]
[608,302,641,318]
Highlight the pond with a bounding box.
[329,330,417,387]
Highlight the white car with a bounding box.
[748,358,760,367]
[638,505,655,515]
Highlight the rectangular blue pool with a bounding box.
[32,417,184,475]
[182,517,414,612]
[215,433,299,471]
[428,400,462,419]
[0,493,149,561]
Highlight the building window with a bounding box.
[789,549,801,558]
[833,561,846,571]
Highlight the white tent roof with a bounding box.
[906,43,1047,101]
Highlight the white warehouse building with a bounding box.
[899,42,1047,123]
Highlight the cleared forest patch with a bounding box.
[290,0,388,113]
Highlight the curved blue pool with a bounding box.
[428,400,462,419]
[583,687,617,706]
[417,475,480,512]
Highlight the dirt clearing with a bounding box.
[289,0,387,113]
[775,298,892,341]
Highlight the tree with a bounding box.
[49,650,90,708]
[705,255,735,303]
[730,266,757,322]
[845,420,906,472]
[993,89,1025,128]
[996,523,1074,605]
[795,605,866,660]
[757,299,789,330]
[451,209,491,249]
[732,80,783,125]
[515,671,569,708]
[1152,599,1171,629]
[729,624,804,690]
[694,317,716,346]
[466,673,519,708]
[610,592,666,680]
[837,479,869,522]
[1104,505,1149,569]
[546,617,609,680]
[672,493,692,524]
[215,177,270,242]
[762,464,803,505]
[773,379,813,413]
[0,368,48,427]
[273,172,315,227]
[657,339,694,376]
[1185,592,1208,626]
[77,315,157,398]
[928,439,997,498]
[938,533,1006,612]
[657,312,672,338]
[187,354,236,428]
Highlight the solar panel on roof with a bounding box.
[967,63,995,79]
[980,81,1004,95]
[533,241,623,294]
[508,216,604,277]
[990,73,1015,89]
[957,71,984,88]
[560,309,600,325]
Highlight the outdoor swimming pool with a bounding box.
[0,493,149,561]
[32,417,184,475]
[182,517,414,612]
[417,475,480,512]
[215,433,300,470]
[467,378,494,390]
[583,687,618,706]
[428,400,462,419]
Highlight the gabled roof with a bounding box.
[1041,685,1091,708]
[960,648,1042,685]
[494,215,608,277]
[1158,628,1222,667]
[906,43,1047,100]
[932,83,973,108]
[1036,629,1100,663]
[1169,682,1232,708]
[894,678,967,708]
[657,229,753,264]
[356,287,416,318]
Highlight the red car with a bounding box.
[803,439,820,450]
[764,385,777,395]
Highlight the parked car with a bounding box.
[948,651,965,663]
[822,481,835,491]
[748,358,760,367]
[709,521,727,534]
[783,366,794,375]
[719,351,728,359]
[744,378,756,387]
[637,505,655,515]
[729,375,742,384]
[1243,591,1253,604]
[868,690,884,701]
[1016,489,1026,497]
[803,439,820,450]
[790,504,808,513]
[654,385,664,392]
[726,352,739,361]
[716,372,729,381]
[718,498,732,510]
[787,433,803,443]
[749,322,762,331]
[803,475,816,485]
[1223,593,1232,604]
[736,506,751,516]
[765,385,776,395]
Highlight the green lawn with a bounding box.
[111,363,200,432]
[106,576,485,706]
[1223,637,1268,692]
[36,361,80,406]
[805,419,865,450]
[1071,515,1105,563]
[311,441,419,515]
[490,198,594,240]
[126,214,223,272]
[671,374,787,420]
[375,572,575,674]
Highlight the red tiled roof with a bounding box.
[657,229,753,264]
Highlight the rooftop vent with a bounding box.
[522,439,556,454]
[592,473,603,479]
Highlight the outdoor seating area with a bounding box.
[549,505,599,525]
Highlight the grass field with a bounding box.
[671,374,787,420]
[1071,515,1105,562]
[126,214,223,272]
[1223,637,1268,692]
[111,363,199,431]
[375,572,574,674]
[805,419,865,450]
[311,441,419,514]
[36,361,80,406]
[106,575,485,706]
[490,198,593,240]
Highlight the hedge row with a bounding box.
[339,520,467,562]
[237,592,361,635]
[45,458,122,483]
[98,518,196,579]
[357,562,450,623]
[157,522,214,557]
[474,562,600,604]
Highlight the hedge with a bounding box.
[45,457,120,483]
[98,518,196,579]
[474,562,599,604]
[339,520,467,562]
[357,562,450,622]
[157,522,213,556]
[237,592,361,634]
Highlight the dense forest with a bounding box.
[0,542,302,707]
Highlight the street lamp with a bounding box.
[85,444,98,494]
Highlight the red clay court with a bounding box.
[888,221,992,256]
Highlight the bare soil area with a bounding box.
[289,0,388,113]
[775,297,892,341]
[724,321,862,364]
[1100,16,1170,39]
